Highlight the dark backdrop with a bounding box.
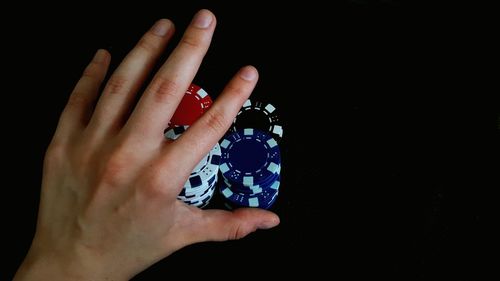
[3,1,491,280]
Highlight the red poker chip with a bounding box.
[169,84,212,126]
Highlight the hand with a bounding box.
[14,9,279,281]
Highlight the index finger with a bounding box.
[167,66,258,173]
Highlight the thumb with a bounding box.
[189,208,280,242]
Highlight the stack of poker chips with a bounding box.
[218,128,281,209]
[167,92,284,209]
[164,126,220,208]
[165,84,217,208]
[230,99,283,143]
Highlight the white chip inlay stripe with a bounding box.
[270,180,280,190]
[272,125,283,136]
[265,104,276,113]
[267,138,278,148]
[220,163,230,173]
[267,162,279,173]
[243,176,254,186]
[248,197,259,207]
[222,188,233,197]
[220,139,230,149]
[197,88,208,98]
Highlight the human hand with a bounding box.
[14,9,279,281]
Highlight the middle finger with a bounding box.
[123,9,216,144]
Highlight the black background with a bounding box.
[2,1,493,280]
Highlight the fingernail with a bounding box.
[192,9,213,28]
[258,216,280,230]
[240,66,257,81]
[151,19,171,36]
[93,49,107,63]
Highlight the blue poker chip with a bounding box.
[218,128,282,209]
[225,174,281,195]
[263,190,279,209]
[219,179,279,209]
[220,189,279,210]
[223,179,263,195]
[219,129,281,187]
[224,165,280,193]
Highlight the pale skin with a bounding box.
[14,9,280,281]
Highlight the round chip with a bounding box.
[224,174,281,195]
[164,125,188,139]
[231,99,283,142]
[183,173,217,196]
[183,184,215,205]
[170,84,212,126]
[219,180,279,209]
[219,129,281,187]
[184,145,220,188]
[178,174,217,207]
[224,165,280,191]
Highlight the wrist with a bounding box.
[14,243,127,281]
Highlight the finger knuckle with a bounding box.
[99,153,129,187]
[227,224,250,240]
[67,91,89,108]
[105,75,128,95]
[203,108,228,135]
[180,34,205,50]
[138,165,174,199]
[137,35,161,53]
[149,77,180,103]
[143,178,170,198]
